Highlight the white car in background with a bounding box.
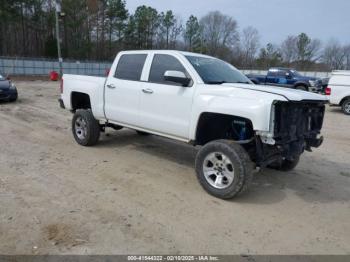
[327,71,350,115]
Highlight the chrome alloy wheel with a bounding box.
[75,116,88,140]
[344,101,350,114]
[203,152,235,189]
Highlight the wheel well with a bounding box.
[195,113,254,146]
[294,83,308,89]
[340,96,350,106]
[71,92,91,111]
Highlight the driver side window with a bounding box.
[149,54,188,86]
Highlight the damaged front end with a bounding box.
[255,100,326,167]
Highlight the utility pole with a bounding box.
[55,0,63,76]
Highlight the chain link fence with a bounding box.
[0,56,331,79]
[0,56,112,77]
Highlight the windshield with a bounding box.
[290,70,302,77]
[186,56,251,85]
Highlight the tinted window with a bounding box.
[268,70,278,77]
[276,70,288,77]
[115,54,147,81]
[149,54,187,85]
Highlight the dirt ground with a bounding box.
[0,80,349,255]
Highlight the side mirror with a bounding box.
[164,71,191,87]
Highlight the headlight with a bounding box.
[256,102,276,145]
[309,80,316,87]
[9,83,16,90]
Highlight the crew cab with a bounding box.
[327,70,350,115]
[247,68,324,93]
[59,50,327,199]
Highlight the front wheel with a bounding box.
[341,98,350,115]
[195,140,254,199]
[72,109,100,146]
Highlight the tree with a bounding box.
[62,0,90,59]
[344,45,350,70]
[322,40,347,70]
[106,0,128,56]
[133,5,159,49]
[199,11,238,58]
[280,35,298,65]
[256,43,282,69]
[159,11,175,49]
[240,26,260,68]
[184,15,201,52]
[296,33,321,69]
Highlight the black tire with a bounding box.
[195,140,254,199]
[341,98,350,115]
[295,85,308,91]
[72,109,100,146]
[269,156,300,171]
[136,130,150,136]
[9,92,18,102]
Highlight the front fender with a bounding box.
[294,81,309,88]
[189,92,287,140]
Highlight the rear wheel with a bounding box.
[195,140,254,199]
[341,98,350,115]
[295,85,308,91]
[72,109,100,146]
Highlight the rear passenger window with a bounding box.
[115,54,147,81]
[149,54,187,85]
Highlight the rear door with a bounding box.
[138,53,194,140]
[104,53,147,126]
[266,69,290,87]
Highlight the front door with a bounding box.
[139,54,194,140]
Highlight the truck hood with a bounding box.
[218,83,328,102]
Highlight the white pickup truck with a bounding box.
[327,70,350,115]
[59,50,327,199]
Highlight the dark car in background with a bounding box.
[0,74,18,102]
[247,68,324,93]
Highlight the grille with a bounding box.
[273,101,325,143]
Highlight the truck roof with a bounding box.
[332,70,350,76]
[118,50,214,59]
[270,67,296,71]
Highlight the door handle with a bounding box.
[142,88,154,94]
[107,84,116,89]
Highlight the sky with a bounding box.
[126,0,350,46]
